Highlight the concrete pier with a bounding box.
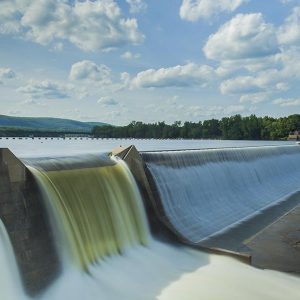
[0,148,60,296]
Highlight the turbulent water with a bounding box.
[143,145,300,243]
[27,155,149,270]
[0,146,300,300]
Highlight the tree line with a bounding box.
[92,114,300,140]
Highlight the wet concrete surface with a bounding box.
[199,192,300,273]
[246,204,300,273]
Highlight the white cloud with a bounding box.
[121,51,140,60]
[126,0,147,14]
[224,104,245,114]
[273,98,300,106]
[0,68,16,80]
[204,13,279,61]
[131,63,214,88]
[52,42,64,52]
[278,6,300,45]
[219,45,300,99]
[69,60,112,84]
[120,72,131,85]
[220,76,264,95]
[278,48,300,78]
[220,67,285,95]
[97,97,118,105]
[185,104,245,118]
[179,0,246,21]
[17,80,69,99]
[276,82,289,91]
[19,98,47,107]
[20,99,38,105]
[280,0,295,3]
[0,0,144,52]
[0,0,25,34]
[7,110,21,116]
[240,92,269,104]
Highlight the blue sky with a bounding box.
[0,0,300,125]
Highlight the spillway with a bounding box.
[142,145,300,244]
[0,146,300,300]
[26,154,150,271]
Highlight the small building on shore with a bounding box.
[288,130,300,141]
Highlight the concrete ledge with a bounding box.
[246,204,300,273]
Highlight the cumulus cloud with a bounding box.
[240,93,269,104]
[7,110,21,116]
[131,63,214,88]
[69,60,112,84]
[121,51,140,60]
[219,43,300,99]
[204,13,279,61]
[179,0,246,21]
[277,48,300,78]
[224,104,245,114]
[220,67,285,95]
[97,97,118,105]
[280,0,295,3]
[0,0,144,52]
[126,0,147,14]
[185,104,245,118]
[273,98,300,106]
[278,6,300,45]
[220,76,264,95]
[0,68,16,80]
[17,80,69,99]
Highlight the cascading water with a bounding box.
[26,154,150,271]
[142,145,300,243]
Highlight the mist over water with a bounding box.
[0,220,25,300]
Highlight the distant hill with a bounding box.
[0,115,108,133]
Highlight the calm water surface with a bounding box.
[0,137,296,157]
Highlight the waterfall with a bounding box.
[26,154,150,271]
[142,145,300,243]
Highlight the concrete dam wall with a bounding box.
[0,145,299,297]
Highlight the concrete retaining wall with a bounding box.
[0,148,60,296]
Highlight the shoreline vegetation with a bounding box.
[93,114,300,141]
[0,114,299,140]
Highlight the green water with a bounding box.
[29,158,150,270]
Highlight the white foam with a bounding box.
[39,240,300,300]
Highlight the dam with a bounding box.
[0,143,299,299]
